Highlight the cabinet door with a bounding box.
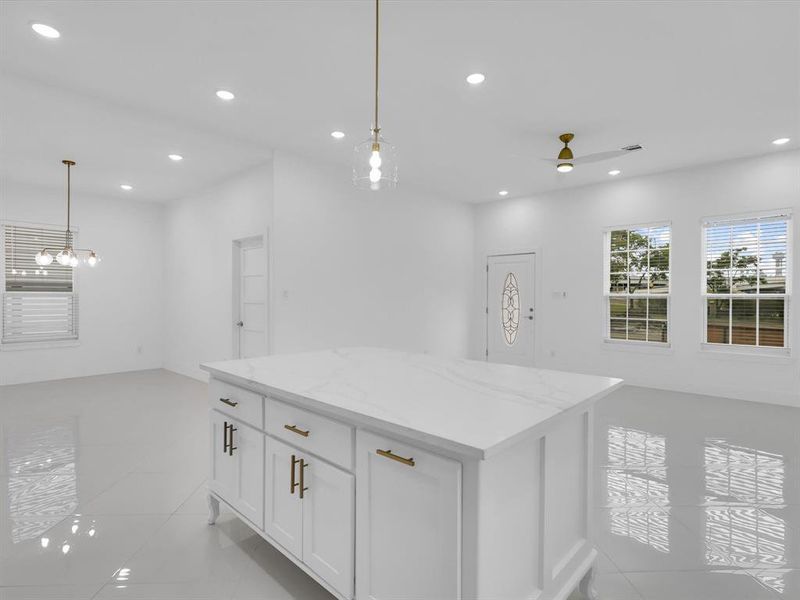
[356,431,462,600]
[265,437,303,558]
[209,410,236,502]
[302,458,355,599]
[229,420,264,529]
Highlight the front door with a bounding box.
[486,253,535,366]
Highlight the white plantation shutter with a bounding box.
[703,213,790,349]
[2,223,78,344]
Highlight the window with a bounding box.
[703,213,790,350]
[605,224,671,344]
[2,223,78,345]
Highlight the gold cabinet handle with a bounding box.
[219,398,239,408]
[228,425,237,456]
[377,449,415,467]
[284,424,310,438]
[299,458,309,499]
[290,454,299,494]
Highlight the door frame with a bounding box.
[232,232,270,359]
[485,251,539,365]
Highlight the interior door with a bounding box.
[265,437,303,558]
[486,253,535,366]
[234,236,267,359]
[302,458,355,599]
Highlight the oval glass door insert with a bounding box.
[501,272,520,345]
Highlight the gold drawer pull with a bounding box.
[219,398,239,408]
[377,449,415,467]
[284,424,310,438]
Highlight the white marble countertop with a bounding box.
[201,348,622,459]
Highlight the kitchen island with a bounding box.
[201,348,622,600]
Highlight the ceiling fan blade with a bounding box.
[572,149,631,164]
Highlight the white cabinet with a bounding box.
[265,437,303,557]
[209,409,264,529]
[356,430,462,600]
[266,437,355,598]
[303,456,355,599]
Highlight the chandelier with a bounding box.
[35,160,99,268]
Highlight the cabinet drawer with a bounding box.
[209,379,264,430]
[266,398,353,470]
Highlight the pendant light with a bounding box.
[353,0,398,191]
[35,160,100,268]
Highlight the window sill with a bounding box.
[0,340,80,352]
[603,339,673,354]
[699,343,792,361]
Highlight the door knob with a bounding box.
[235,321,244,327]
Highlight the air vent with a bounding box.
[622,144,643,152]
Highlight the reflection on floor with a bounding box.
[0,370,797,599]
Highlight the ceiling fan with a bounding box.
[548,133,643,173]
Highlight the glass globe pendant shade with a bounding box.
[35,250,54,266]
[353,133,398,191]
[56,248,73,266]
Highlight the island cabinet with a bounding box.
[202,348,622,600]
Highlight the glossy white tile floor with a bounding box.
[0,370,797,599]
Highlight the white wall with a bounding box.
[473,150,800,407]
[0,180,164,385]
[161,152,475,381]
[270,151,474,358]
[163,165,273,380]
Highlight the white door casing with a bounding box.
[233,235,267,359]
[486,253,535,366]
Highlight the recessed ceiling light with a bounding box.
[498,190,508,196]
[330,131,345,139]
[608,169,621,176]
[168,154,183,161]
[120,184,133,191]
[772,137,790,145]
[31,23,60,38]
[556,163,573,173]
[216,90,235,101]
[466,73,485,85]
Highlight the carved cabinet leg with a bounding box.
[207,493,220,525]
[578,566,598,600]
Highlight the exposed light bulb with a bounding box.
[557,163,574,173]
[35,250,54,266]
[369,150,382,169]
[61,543,70,554]
[69,255,79,267]
[369,168,382,183]
[71,524,78,534]
[87,252,98,267]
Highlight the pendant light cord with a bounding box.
[373,0,379,142]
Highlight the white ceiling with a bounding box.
[1,0,798,203]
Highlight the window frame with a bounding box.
[603,221,672,348]
[0,220,80,351]
[700,209,792,356]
